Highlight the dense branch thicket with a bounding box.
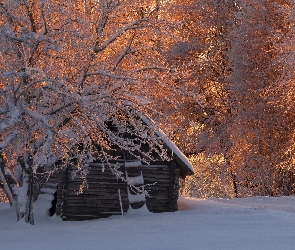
[174,0,295,198]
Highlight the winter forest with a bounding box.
[1,0,295,225]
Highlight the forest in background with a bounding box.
[168,0,295,199]
[1,0,295,223]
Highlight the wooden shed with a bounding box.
[45,120,194,221]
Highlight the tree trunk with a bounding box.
[0,154,35,224]
[14,174,35,224]
[14,157,35,225]
[230,170,238,198]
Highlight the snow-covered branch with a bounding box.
[93,18,149,53]
[86,70,136,80]
[0,108,20,131]
[0,130,17,153]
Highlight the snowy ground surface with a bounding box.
[1,195,295,250]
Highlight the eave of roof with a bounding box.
[155,129,194,176]
[139,114,194,176]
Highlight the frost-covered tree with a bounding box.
[0,0,179,224]
[177,0,295,198]
[227,0,295,196]
[164,0,239,198]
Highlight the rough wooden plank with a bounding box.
[64,195,129,201]
[63,200,128,206]
[63,208,127,215]
[62,214,116,221]
[64,205,127,210]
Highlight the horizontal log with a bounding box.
[62,195,169,203]
[130,202,146,209]
[70,175,176,181]
[64,185,171,191]
[63,204,126,209]
[64,191,169,198]
[63,195,171,202]
[61,205,175,218]
[63,195,129,201]
[65,182,126,187]
[146,201,169,205]
[62,214,115,221]
[143,173,171,177]
[147,203,170,207]
[62,204,126,210]
[62,206,175,216]
[64,192,125,197]
[69,194,129,198]
[62,200,129,207]
[65,172,178,181]
[63,208,127,214]
[69,166,174,173]
[64,196,128,204]
[66,177,119,182]
[64,193,128,198]
[63,196,128,201]
[143,168,174,172]
[64,189,128,194]
[143,176,172,180]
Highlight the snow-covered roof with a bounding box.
[155,129,194,176]
[139,114,194,176]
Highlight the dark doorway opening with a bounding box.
[49,191,57,216]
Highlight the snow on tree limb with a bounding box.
[93,18,149,53]
[0,108,20,131]
[86,70,136,80]
[0,0,195,224]
[0,130,17,153]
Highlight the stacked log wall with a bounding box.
[60,166,129,221]
[143,163,179,213]
[58,161,180,221]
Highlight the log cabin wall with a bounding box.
[142,163,179,213]
[56,161,180,221]
[56,165,129,221]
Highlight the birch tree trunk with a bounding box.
[14,157,35,225]
[0,154,35,224]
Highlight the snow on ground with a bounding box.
[1,195,295,250]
